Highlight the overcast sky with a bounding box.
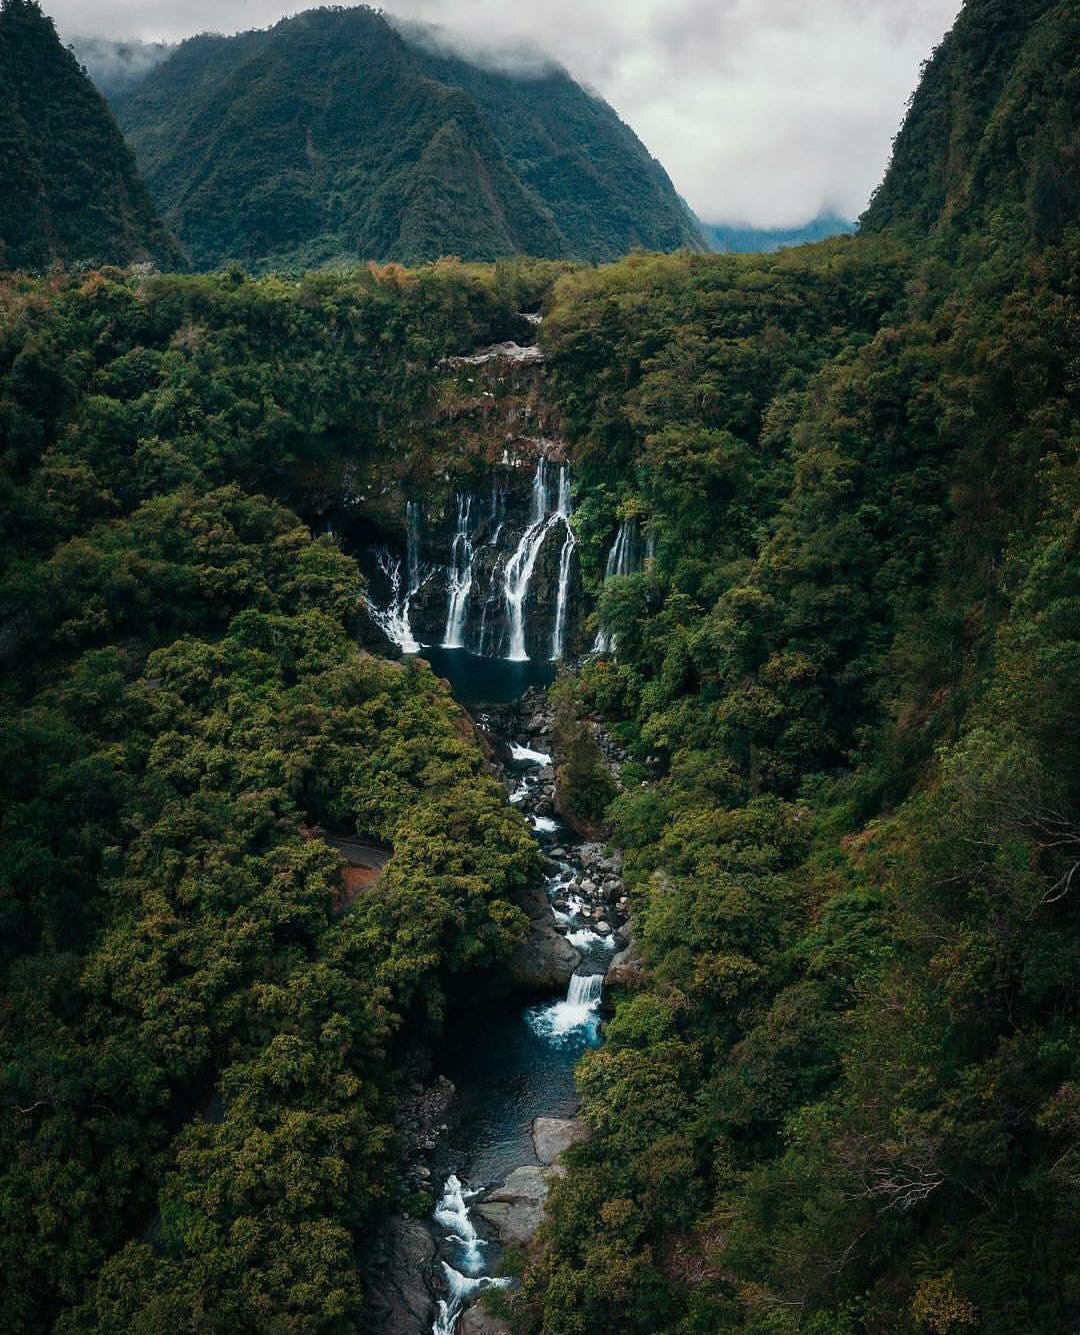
[50,0,963,228]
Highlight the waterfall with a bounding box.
[503,459,559,662]
[526,971,604,1042]
[550,465,576,661]
[567,973,604,1006]
[442,494,474,648]
[369,550,421,653]
[474,485,506,656]
[368,501,424,653]
[431,1176,510,1335]
[592,518,639,654]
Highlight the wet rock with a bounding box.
[503,888,581,990]
[460,1305,511,1335]
[606,926,644,991]
[475,1165,564,1244]
[532,1116,589,1165]
[364,1214,438,1334]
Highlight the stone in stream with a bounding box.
[460,1305,511,1335]
[475,1164,565,1244]
[532,1116,589,1165]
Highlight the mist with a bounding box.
[50,0,964,228]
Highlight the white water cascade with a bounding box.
[369,500,424,653]
[526,971,604,1042]
[431,1175,510,1335]
[592,518,640,654]
[442,495,474,648]
[503,459,560,662]
[474,484,506,656]
[550,465,576,661]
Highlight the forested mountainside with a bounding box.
[510,1,1079,1330]
[68,36,176,99]
[0,0,1076,1331]
[0,1,181,272]
[109,5,706,271]
[861,0,1078,237]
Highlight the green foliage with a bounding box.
[112,5,707,271]
[0,0,180,271]
[0,261,539,1332]
[509,2,1079,1328]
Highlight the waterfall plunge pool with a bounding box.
[417,646,554,706]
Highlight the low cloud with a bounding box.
[50,0,962,228]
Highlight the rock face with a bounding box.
[460,1304,512,1335]
[362,1213,437,1333]
[606,922,644,991]
[503,888,581,991]
[532,1116,589,1166]
[475,1164,564,1245]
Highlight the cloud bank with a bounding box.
[52,0,963,228]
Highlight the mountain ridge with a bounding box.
[111,5,708,270]
[0,0,181,272]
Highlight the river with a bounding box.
[415,647,620,1335]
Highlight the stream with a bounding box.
[420,652,621,1335]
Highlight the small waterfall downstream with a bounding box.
[431,1171,510,1335]
[526,972,604,1043]
[592,518,640,655]
[442,495,474,648]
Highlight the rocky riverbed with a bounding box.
[365,676,630,1334]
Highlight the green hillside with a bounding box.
[111,5,706,270]
[861,0,1079,238]
[0,0,181,272]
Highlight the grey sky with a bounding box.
[50,0,963,228]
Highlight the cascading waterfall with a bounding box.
[550,465,576,661]
[369,549,422,654]
[504,459,560,662]
[592,518,640,654]
[431,1175,510,1335]
[526,971,604,1042]
[442,494,474,648]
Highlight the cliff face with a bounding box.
[326,336,588,661]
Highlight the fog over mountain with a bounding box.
[55,0,963,229]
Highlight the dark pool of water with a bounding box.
[440,999,600,1185]
[414,647,555,706]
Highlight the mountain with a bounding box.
[109,5,707,270]
[862,0,1078,238]
[702,212,855,253]
[0,0,181,272]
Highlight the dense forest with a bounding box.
[510,1,1079,1330]
[0,0,1076,1331]
[109,5,706,271]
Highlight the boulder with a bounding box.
[532,1116,589,1165]
[475,1165,564,1244]
[363,1214,437,1334]
[504,889,581,990]
[460,1304,511,1335]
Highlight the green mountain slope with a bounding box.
[111,5,706,270]
[862,0,1079,238]
[0,0,181,272]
